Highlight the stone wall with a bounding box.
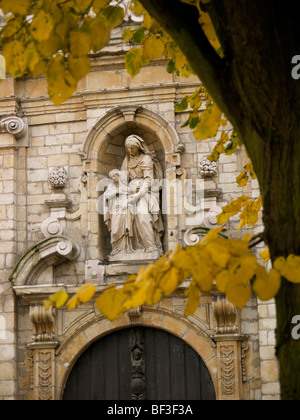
[0,26,280,399]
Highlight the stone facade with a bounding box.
[0,22,280,400]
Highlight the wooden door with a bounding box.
[63,327,216,400]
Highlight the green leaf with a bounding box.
[125,48,148,77]
[102,6,125,28]
[175,96,189,112]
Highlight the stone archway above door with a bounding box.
[55,307,219,400]
[63,327,216,401]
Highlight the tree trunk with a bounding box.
[260,130,300,400]
[139,0,300,399]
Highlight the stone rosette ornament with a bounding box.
[198,156,218,178]
[49,166,68,190]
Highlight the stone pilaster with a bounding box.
[0,113,28,399]
[213,294,245,400]
[27,304,59,400]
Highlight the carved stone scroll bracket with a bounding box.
[128,306,143,325]
[42,192,72,239]
[29,304,57,344]
[213,295,239,336]
[0,115,28,147]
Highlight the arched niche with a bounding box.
[82,106,184,261]
[83,105,183,165]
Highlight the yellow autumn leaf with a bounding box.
[191,262,214,292]
[226,282,252,309]
[193,102,222,140]
[3,40,26,76]
[76,282,96,303]
[88,16,111,52]
[172,248,193,276]
[253,267,281,301]
[130,0,144,17]
[229,254,257,286]
[46,54,77,105]
[35,32,61,59]
[159,266,182,295]
[0,0,31,15]
[259,248,271,263]
[217,211,230,225]
[30,10,54,42]
[209,129,229,160]
[24,42,41,74]
[74,0,93,13]
[215,269,229,293]
[174,50,189,72]
[96,285,128,320]
[205,241,231,269]
[220,195,250,216]
[238,196,262,231]
[69,30,91,57]
[92,0,111,14]
[67,54,91,82]
[200,227,223,244]
[185,282,201,317]
[274,255,300,284]
[47,289,69,309]
[236,168,249,187]
[198,8,221,52]
[225,238,250,258]
[143,34,165,60]
[66,295,80,311]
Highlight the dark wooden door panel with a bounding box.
[63,327,216,401]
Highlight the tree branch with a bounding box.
[139,0,239,126]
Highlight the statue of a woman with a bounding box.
[104,134,164,259]
[121,135,164,256]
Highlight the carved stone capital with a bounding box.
[213,295,239,336]
[0,115,28,147]
[29,304,57,344]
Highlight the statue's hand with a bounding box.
[128,193,140,204]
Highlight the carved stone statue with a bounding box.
[104,135,164,261]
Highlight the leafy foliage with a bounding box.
[0,0,121,104]
[1,0,299,318]
[45,227,300,320]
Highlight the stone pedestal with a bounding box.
[109,250,161,263]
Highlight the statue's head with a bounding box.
[108,169,121,184]
[125,135,144,158]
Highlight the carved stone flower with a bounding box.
[49,167,68,189]
[198,156,218,178]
